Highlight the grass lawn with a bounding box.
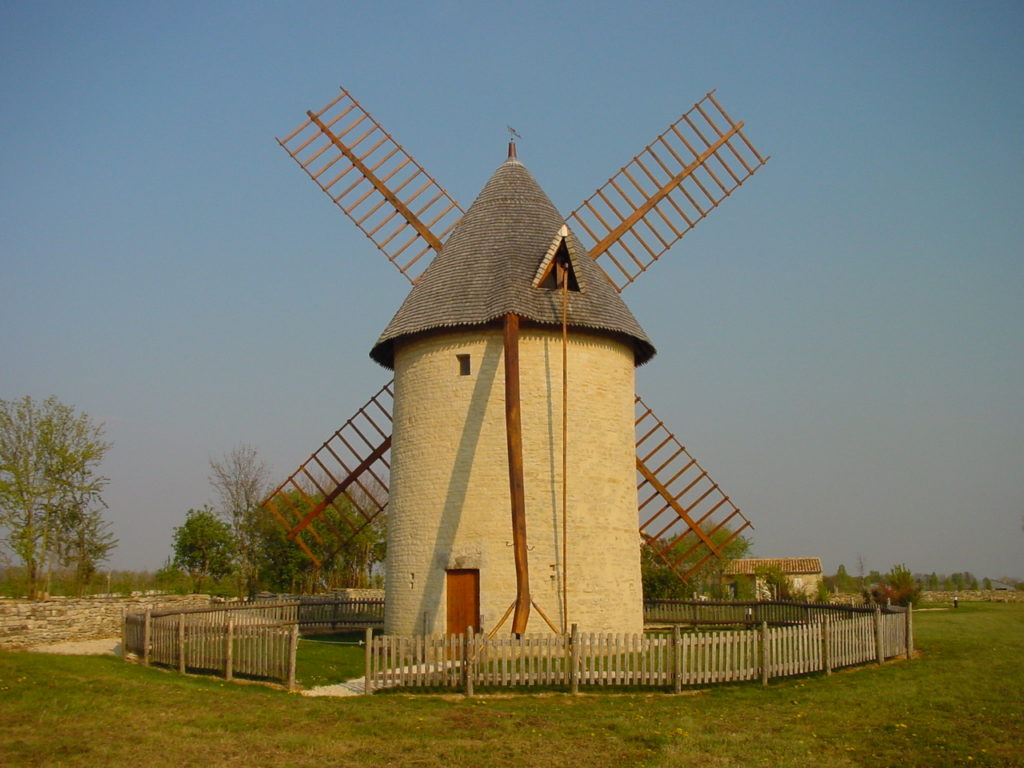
[1,603,1021,767]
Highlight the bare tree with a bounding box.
[208,444,270,597]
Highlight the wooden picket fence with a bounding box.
[366,605,912,694]
[293,597,384,632]
[643,598,880,626]
[123,602,299,688]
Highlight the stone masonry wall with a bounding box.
[387,327,643,636]
[830,590,1023,606]
[920,590,1024,603]
[0,594,216,648]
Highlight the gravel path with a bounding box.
[301,679,365,697]
[25,637,122,656]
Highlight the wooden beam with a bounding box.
[636,457,722,557]
[587,122,742,260]
[503,313,531,634]
[307,112,444,254]
[286,435,392,540]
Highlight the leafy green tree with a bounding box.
[866,563,921,606]
[755,563,794,600]
[172,507,235,593]
[814,578,832,603]
[254,483,386,595]
[834,563,857,593]
[57,507,117,594]
[0,395,112,597]
[253,513,309,593]
[641,527,751,600]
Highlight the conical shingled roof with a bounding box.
[369,152,655,369]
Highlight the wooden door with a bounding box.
[446,569,480,635]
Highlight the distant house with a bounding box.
[723,557,824,600]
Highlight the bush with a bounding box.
[866,563,921,606]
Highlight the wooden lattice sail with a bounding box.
[635,395,752,580]
[262,382,393,569]
[568,91,768,292]
[277,88,464,283]
[268,85,768,598]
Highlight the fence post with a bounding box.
[363,626,374,695]
[759,621,769,686]
[142,609,151,666]
[874,605,884,665]
[225,619,234,681]
[464,626,475,697]
[905,604,914,660]
[821,616,832,676]
[177,613,186,674]
[672,624,682,694]
[287,623,298,691]
[570,623,580,695]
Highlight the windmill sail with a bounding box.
[635,394,752,581]
[270,86,765,587]
[277,88,464,283]
[567,91,768,292]
[262,382,393,569]
[264,386,751,586]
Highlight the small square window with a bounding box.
[457,354,471,376]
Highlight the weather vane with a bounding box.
[507,125,522,143]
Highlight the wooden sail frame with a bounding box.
[277,88,464,283]
[262,382,393,569]
[267,86,768,593]
[567,91,768,292]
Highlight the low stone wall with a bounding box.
[0,594,216,649]
[828,593,866,606]
[920,590,1023,603]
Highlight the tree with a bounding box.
[57,507,117,594]
[865,563,921,606]
[172,507,235,593]
[834,563,857,593]
[755,563,794,600]
[208,445,270,597]
[0,395,112,597]
[641,527,751,600]
[253,485,387,594]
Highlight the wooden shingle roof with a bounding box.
[724,558,824,576]
[369,154,655,369]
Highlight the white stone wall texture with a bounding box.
[385,326,643,636]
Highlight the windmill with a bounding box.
[265,87,768,636]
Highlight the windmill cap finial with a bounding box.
[507,140,517,160]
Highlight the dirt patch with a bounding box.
[25,637,121,656]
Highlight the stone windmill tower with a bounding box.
[265,87,768,637]
[369,146,655,636]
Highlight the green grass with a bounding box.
[296,631,368,687]
[1,603,1021,767]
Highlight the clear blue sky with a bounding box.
[2,1,1021,580]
